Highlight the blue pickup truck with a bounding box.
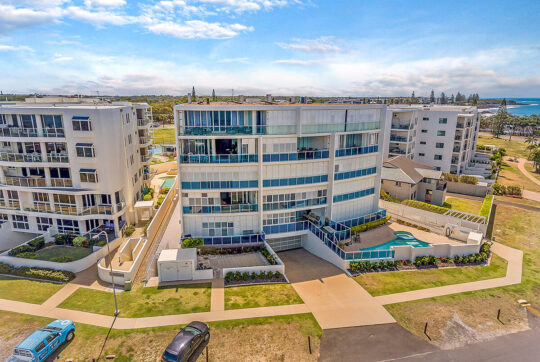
[6,319,76,362]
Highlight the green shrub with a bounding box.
[124,225,136,237]
[0,262,74,282]
[401,200,450,214]
[241,272,250,281]
[480,195,493,217]
[8,244,33,256]
[72,236,87,247]
[380,188,401,203]
[260,246,277,265]
[443,172,459,182]
[225,272,233,282]
[274,271,282,279]
[27,237,45,250]
[50,256,74,263]
[160,187,170,194]
[54,233,70,245]
[350,216,391,234]
[182,238,203,248]
[492,183,506,195]
[250,272,257,280]
[143,194,152,201]
[480,242,491,254]
[155,195,166,209]
[15,251,38,259]
[95,240,106,247]
[459,175,478,184]
[506,185,522,196]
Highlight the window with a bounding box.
[395,181,402,187]
[419,153,425,157]
[80,169,98,183]
[11,215,29,230]
[41,115,63,129]
[434,155,443,160]
[72,117,92,131]
[435,142,444,148]
[202,221,234,236]
[422,117,429,121]
[420,141,426,145]
[421,129,428,133]
[437,130,446,136]
[439,118,448,124]
[76,143,95,158]
[0,214,8,224]
[128,134,132,144]
[435,167,441,171]
[56,219,80,234]
[37,217,53,231]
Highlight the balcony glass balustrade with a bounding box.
[4,176,47,187]
[50,178,73,187]
[140,154,151,163]
[389,136,410,142]
[335,145,378,157]
[2,201,21,210]
[46,153,69,163]
[179,154,258,164]
[390,123,412,130]
[183,204,258,214]
[262,149,329,162]
[0,152,42,162]
[137,118,150,127]
[0,127,65,138]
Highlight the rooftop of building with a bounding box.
[389,104,477,113]
[382,155,442,184]
[0,98,151,110]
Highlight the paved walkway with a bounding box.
[516,157,540,187]
[375,242,523,305]
[211,279,225,311]
[279,249,396,329]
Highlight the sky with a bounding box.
[0,0,539,97]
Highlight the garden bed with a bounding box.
[225,270,286,286]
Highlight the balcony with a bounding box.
[453,147,461,153]
[139,137,152,146]
[50,178,73,188]
[137,118,151,127]
[335,145,378,157]
[80,205,114,216]
[24,204,53,213]
[0,152,42,163]
[0,127,65,138]
[457,123,464,129]
[140,154,151,163]
[389,136,410,142]
[1,201,21,210]
[389,147,407,155]
[180,154,258,164]
[183,204,258,214]
[454,136,462,141]
[391,123,412,130]
[46,153,69,163]
[262,149,329,162]
[451,158,459,165]
[4,176,47,187]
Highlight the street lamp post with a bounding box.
[94,230,119,316]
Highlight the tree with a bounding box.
[491,99,509,138]
[529,145,540,173]
[450,94,455,104]
[429,90,435,103]
[440,92,447,104]
[192,86,196,98]
[472,97,478,106]
[212,89,216,101]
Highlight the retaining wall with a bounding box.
[221,241,286,278]
[98,237,150,286]
[447,181,490,197]
[392,240,481,261]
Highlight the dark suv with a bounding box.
[162,322,210,362]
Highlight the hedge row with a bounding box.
[0,262,75,282]
[350,216,391,234]
[492,183,522,196]
[480,195,494,217]
[8,237,45,256]
[225,270,282,283]
[401,200,449,214]
[442,173,478,184]
[395,219,430,232]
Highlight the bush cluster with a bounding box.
[15,251,38,259]
[124,225,136,237]
[453,252,488,264]
[182,237,203,248]
[199,246,261,255]
[225,270,282,283]
[72,236,88,247]
[160,187,170,194]
[0,262,75,282]
[8,237,45,257]
[155,195,166,209]
[260,246,277,265]
[380,188,401,203]
[492,183,522,196]
[401,200,449,214]
[54,233,75,245]
[350,260,396,272]
[50,256,74,263]
[350,216,391,234]
[395,219,430,232]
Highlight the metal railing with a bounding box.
[137,118,150,127]
[50,178,73,188]
[0,152,42,162]
[46,153,69,163]
[179,154,258,164]
[262,149,329,162]
[4,176,47,187]
[140,154,151,163]
[335,145,378,157]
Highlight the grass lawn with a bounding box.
[58,282,211,317]
[152,127,175,144]
[524,161,540,183]
[33,246,92,261]
[495,195,540,208]
[385,203,540,348]
[355,254,507,296]
[498,161,540,193]
[0,276,64,304]
[445,196,483,215]
[225,283,304,310]
[0,311,321,362]
[477,135,530,158]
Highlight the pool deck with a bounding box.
[344,222,462,252]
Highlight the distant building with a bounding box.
[381,155,447,206]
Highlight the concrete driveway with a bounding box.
[278,249,395,329]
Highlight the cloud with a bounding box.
[0,3,63,33]
[277,36,341,53]
[218,57,249,63]
[146,20,253,39]
[65,6,134,26]
[84,0,126,8]
[52,53,73,62]
[273,59,317,65]
[0,44,33,52]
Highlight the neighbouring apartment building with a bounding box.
[174,99,387,257]
[0,99,153,238]
[384,105,481,175]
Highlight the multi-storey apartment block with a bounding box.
[384,105,481,175]
[174,100,387,262]
[0,100,153,238]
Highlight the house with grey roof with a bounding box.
[381,155,447,206]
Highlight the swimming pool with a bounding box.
[160,177,175,189]
[360,231,430,251]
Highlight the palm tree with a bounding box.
[528,145,540,173]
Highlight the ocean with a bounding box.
[502,98,540,116]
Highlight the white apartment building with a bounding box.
[384,105,480,175]
[174,100,387,261]
[0,100,153,239]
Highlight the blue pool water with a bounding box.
[360,232,430,251]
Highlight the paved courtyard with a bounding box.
[199,252,269,278]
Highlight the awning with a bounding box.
[72,116,89,120]
[80,168,96,173]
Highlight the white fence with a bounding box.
[0,237,123,273]
[380,200,487,234]
[221,241,286,279]
[97,237,150,286]
[392,239,482,261]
